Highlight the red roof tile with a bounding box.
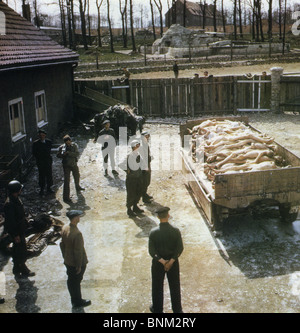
[0,1,78,70]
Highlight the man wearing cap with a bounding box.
[94,120,118,177]
[32,129,53,196]
[140,131,153,203]
[148,206,184,313]
[4,181,35,277]
[124,140,144,217]
[57,135,85,203]
[60,210,91,308]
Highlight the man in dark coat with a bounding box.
[32,129,53,196]
[57,135,85,203]
[4,180,35,278]
[94,120,119,177]
[148,206,184,313]
[60,210,91,308]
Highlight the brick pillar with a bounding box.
[271,67,283,113]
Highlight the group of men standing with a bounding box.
[2,121,184,313]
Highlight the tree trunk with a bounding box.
[238,0,243,38]
[79,0,88,50]
[150,0,156,41]
[106,0,114,53]
[221,0,226,33]
[119,0,128,48]
[59,0,67,47]
[129,0,136,52]
[233,0,237,40]
[154,0,163,37]
[268,0,273,40]
[278,0,282,39]
[213,0,217,32]
[70,0,77,50]
[96,0,103,47]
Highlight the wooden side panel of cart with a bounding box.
[180,117,300,229]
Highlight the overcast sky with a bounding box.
[5,0,299,25]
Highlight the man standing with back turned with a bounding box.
[148,206,184,313]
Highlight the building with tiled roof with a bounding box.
[0,1,78,70]
[165,0,223,29]
[0,1,78,177]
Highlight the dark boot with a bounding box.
[133,205,144,214]
[127,207,136,217]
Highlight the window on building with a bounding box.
[35,90,47,127]
[8,98,26,142]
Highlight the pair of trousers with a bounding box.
[12,235,28,274]
[102,148,115,171]
[142,170,151,198]
[37,161,53,190]
[65,264,86,305]
[63,165,80,200]
[126,176,142,208]
[151,259,182,313]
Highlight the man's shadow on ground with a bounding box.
[129,200,166,238]
[15,276,40,313]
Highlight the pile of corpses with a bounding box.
[188,119,290,182]
[0,213,64,258]
[92,104,145,138]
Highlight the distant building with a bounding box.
[165,0,223,29]
[0,1,78,172]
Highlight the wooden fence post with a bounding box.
[271,67,283,113]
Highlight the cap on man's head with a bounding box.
[131,140,140,148]
[155,206,170,216]
[38,129,47,134]
[102,120,110,125]
[141,131,150,136]
[66,210,84,220]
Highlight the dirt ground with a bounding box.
[91,61,300,81]
[2,64,300,313]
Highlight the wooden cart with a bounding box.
[180,117,300,230]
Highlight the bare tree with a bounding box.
[106,0,114,53]
[96,0,103,47]
[79,0,88,50]
[233,0,237,39]
[87,0,92,45]
[58,0,67,46]
[213,0,217,32]
[70,0,77,49]
[129,0,136,52]
[183,0,186,27]
[238,0,243,38]
[221,0,226,32]
[153,0,163,37]
[278,0,282,38]
[150,0,156,40]
[267,0,273,40]
[119,0,128,48]
[66,0,73,48]
[282,0,287,54]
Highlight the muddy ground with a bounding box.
[2,110,300,314]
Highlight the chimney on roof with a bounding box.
[22,1,31,22]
